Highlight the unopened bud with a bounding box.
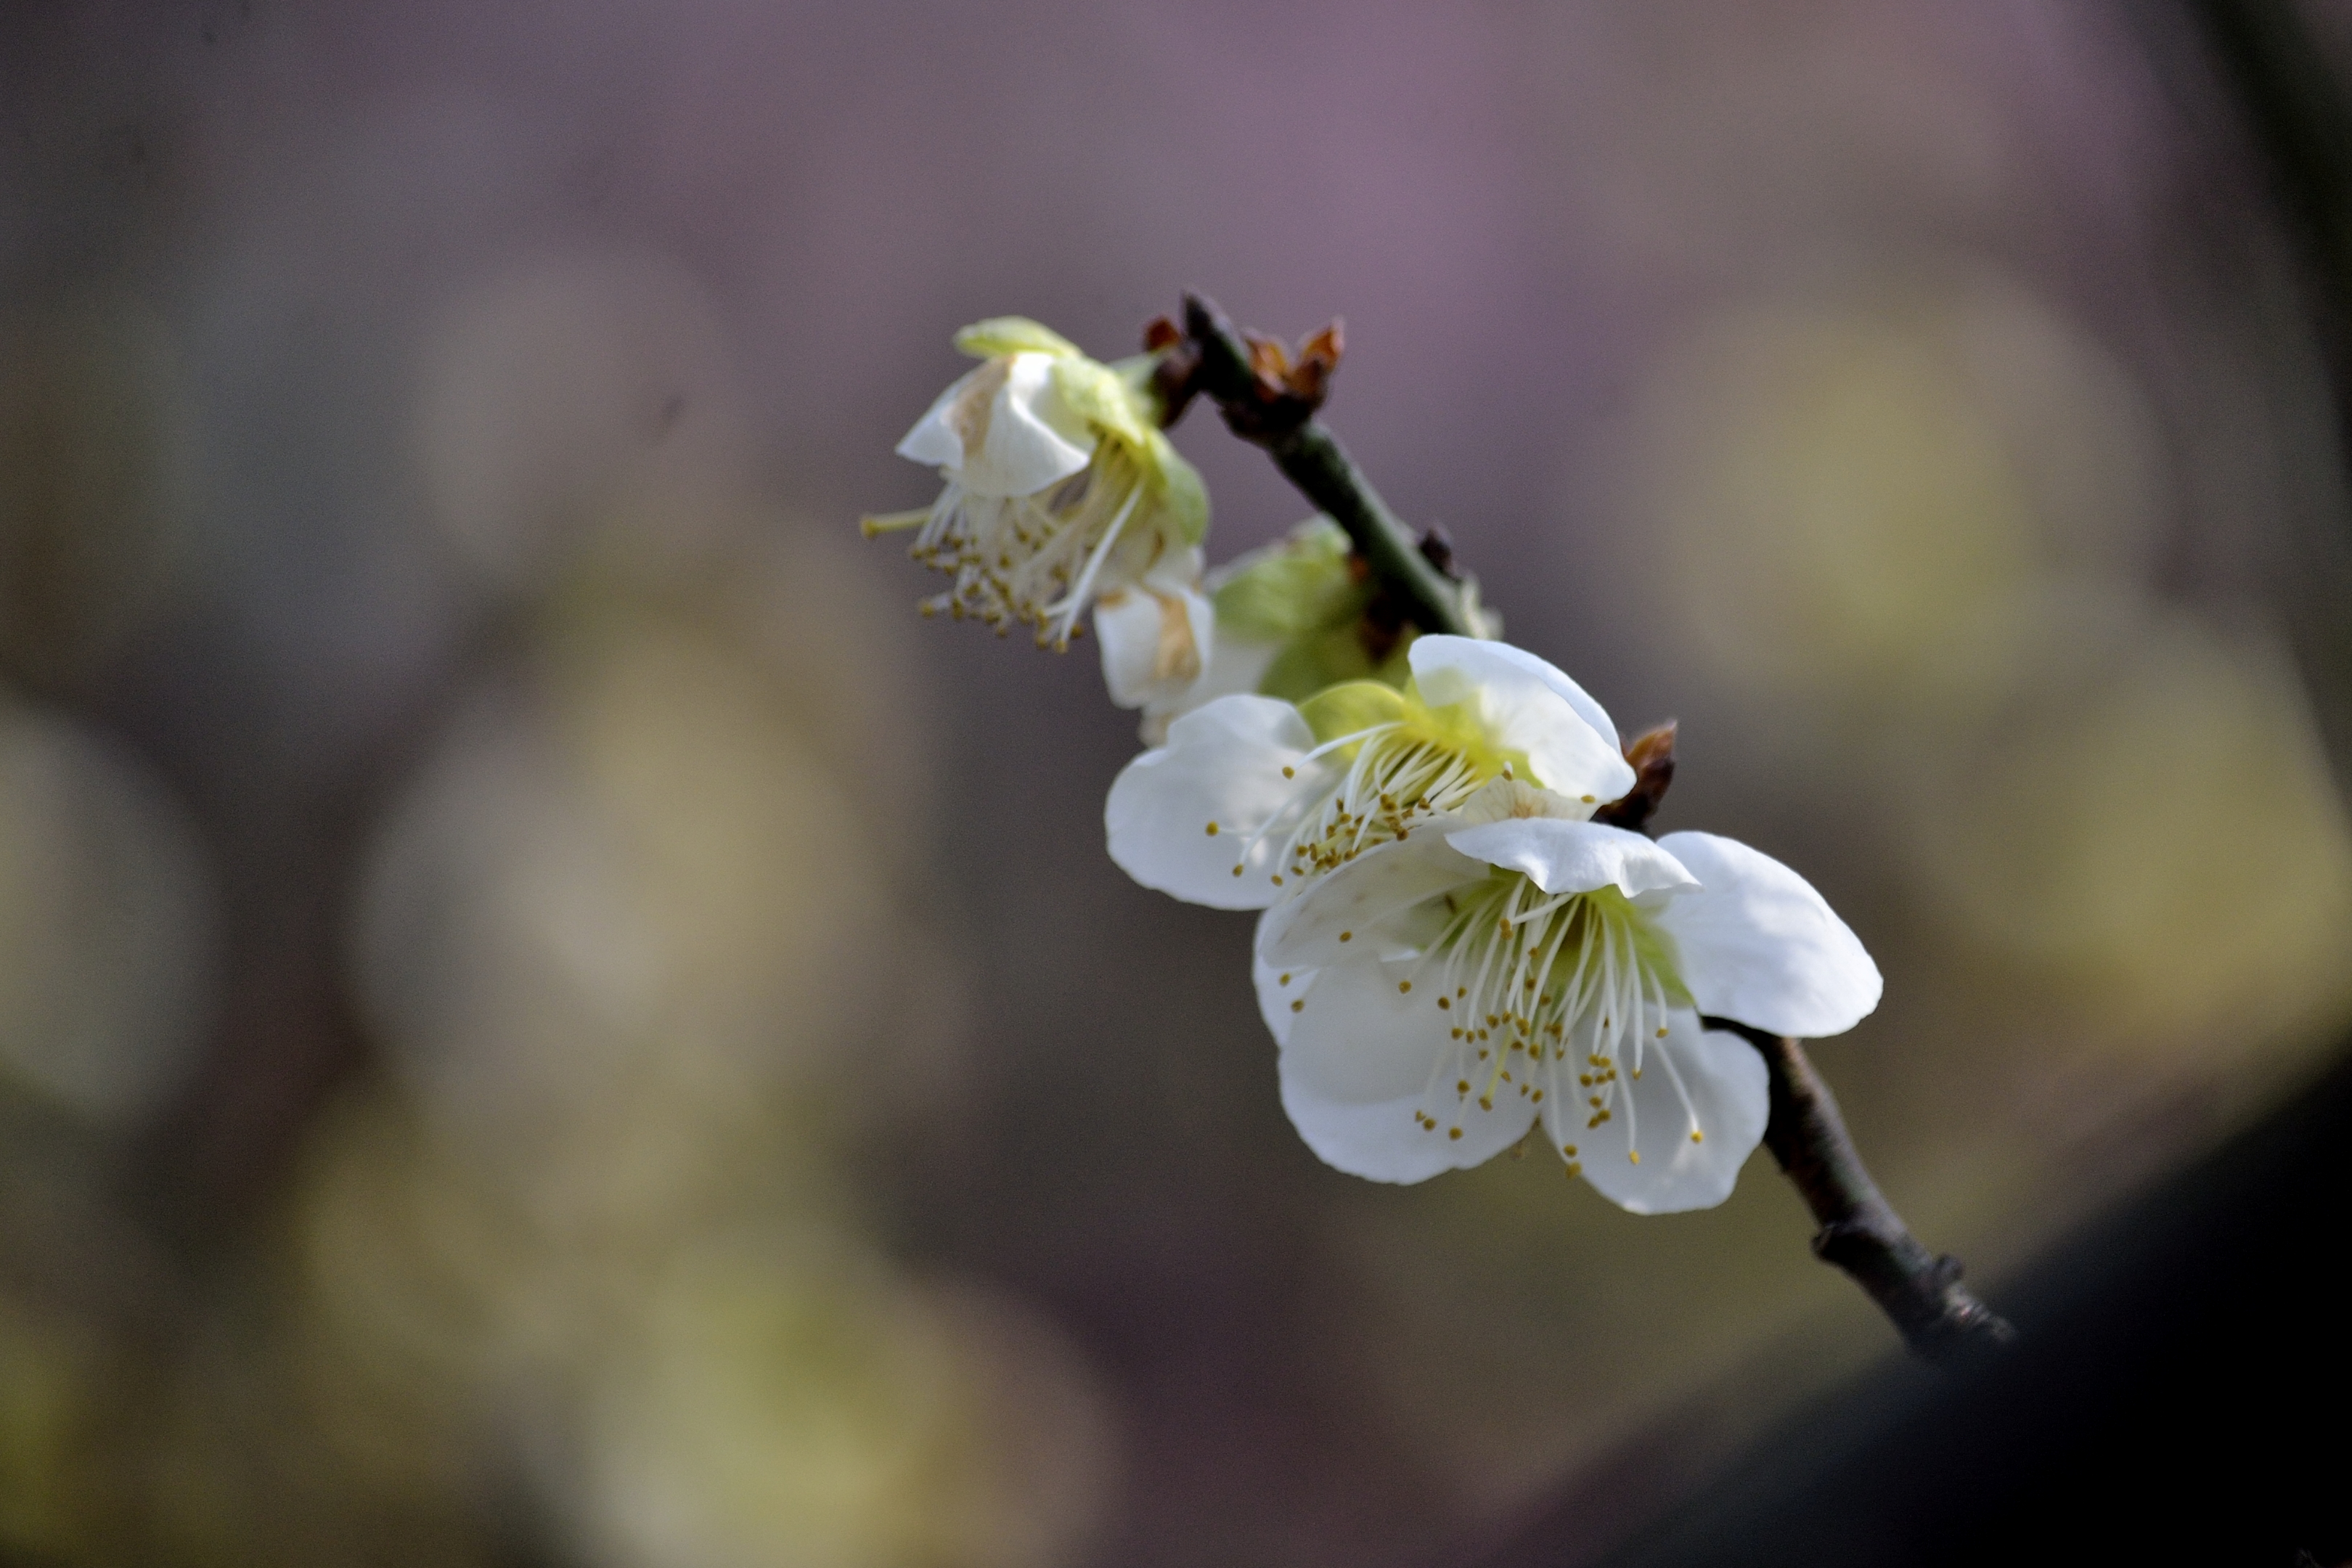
[1592,721,1677,833]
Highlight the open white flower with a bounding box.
[1105,634,1634,910]
[1254,778,1880,1212]
[862,317,1211,662]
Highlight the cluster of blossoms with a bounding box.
[873,321,1882,1214]
[862,317,1215,720]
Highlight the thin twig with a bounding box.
[1173,295,1479,639]
[1706,1020,2016,1363]
[1171,293,2013,1363]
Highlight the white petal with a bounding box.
[1280,960,1538,1183]
[894,365,984,470]
[1106,696,1320,910]
[1408,637,1634,802]
[979,354,1099,494]
[1650,832,1882,1038]
[1256,832,1486,968]
[1252,937,1310,1047]
[1139,631,1280,744]
[1443,817,1699,899]
[912,353,1093,497]
[1096,584,1213,710]
[1137,542,1208,597]
[1544,1010,1768,1214]
[1455,777,1584,825]
[1094,589,1159,706]
[1200,632,1280,704]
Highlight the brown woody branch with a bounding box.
[1704,1019,2016,1363]
[1155,294,1481,640]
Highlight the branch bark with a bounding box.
[1707,1019,2016,1363]
[1174,295,1479,640]
[1170,292,2014,1363]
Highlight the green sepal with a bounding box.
[953,317,1083,360]
[1108,353,1168,420]
[1297,681,1408,749]
[1212,518,1366,641]
[1048,355,1146,444]
[1146,438,1210,546]
[1038,357,1212,546]
[1257,624,1418,703]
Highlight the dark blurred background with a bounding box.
[4,3,2351,1564]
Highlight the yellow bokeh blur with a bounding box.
[5,8,2351,1565]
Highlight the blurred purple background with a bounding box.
[6,4,2351,1564]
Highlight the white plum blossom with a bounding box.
[1254,777,1881,1212]
[863,318,1212,686]
[1105,634,1633,910]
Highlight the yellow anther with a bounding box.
[1437,997,1450,1010]
[1282,765,1296,778]
[1690,1130,1704,1143]
[1290,998,1304,1013]
[1397,981,1412,994]
[1339,931,1352,943]
[1206,822,1220,836]
[1628,1150,1641,1164]
[1448,1127,1463,1140]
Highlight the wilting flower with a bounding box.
[1113,516,1377,745]
[862,318,1211,669]
[1105,634,1633,910]
[1254,777,1881,1212]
